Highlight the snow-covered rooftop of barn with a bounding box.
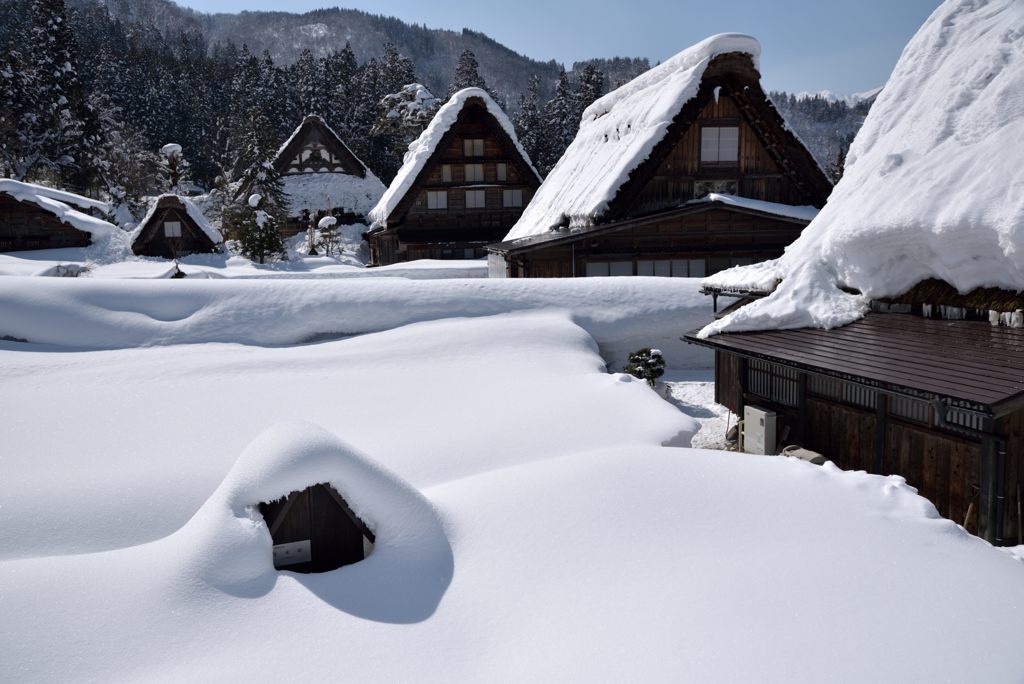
[0,179,118,239]
[503,33,761,241]
[282,172,385,218]
[368,88,540,227]
[700,0,1024,337]
[131,194,222,245]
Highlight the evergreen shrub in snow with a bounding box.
[624,348,665,388]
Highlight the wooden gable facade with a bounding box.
[270,115,380,237]
[687,287,1024,547]
[489,53,831,278]
[132,195,219,258]
[367,96,541,265]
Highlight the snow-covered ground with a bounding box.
[2,304,1023,681]
[663,369,734,449]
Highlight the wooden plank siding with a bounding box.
[689,315,1024,544]
[0,194,93,252]
[629,94,806,216]
[504,206,805,278]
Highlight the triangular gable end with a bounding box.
[131,195,219,258]
[274,115,369,179]
[607,53,832,224]
[375,95,542,228]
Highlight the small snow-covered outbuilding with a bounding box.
[487,34,831,278]
[269,115,386,236]
[0,179,118,252]
[686,0,1024,546]
[366,88,542,265]
[131,194,221,258]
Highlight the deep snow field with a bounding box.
[2,275,1024,682]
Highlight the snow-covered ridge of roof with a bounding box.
[0,178,111,215]
[0,178,118,238]
[693,193,819,223]
[282,171,385,219]
[503,33,761,241]
[700,0,1024,338]
[369,87,541,227]
[131,194,222,244]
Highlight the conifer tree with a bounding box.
[447,48,502,105]
[156,143,193,194]
[513,75,544,175]
[292,48,326,117]
[539,69,577,174]
[230,109,285,262]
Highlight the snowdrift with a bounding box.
[0,276,714,367]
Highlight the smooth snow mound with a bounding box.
[369,87,540,226]
[177,421,452,618]
[702,0,1024,337]
[281,171,386,219]
[505,33,761,239]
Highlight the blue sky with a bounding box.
[175,0,940,94]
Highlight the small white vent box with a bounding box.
[743,405,778,455]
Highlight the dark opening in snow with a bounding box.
[259,483,375,573]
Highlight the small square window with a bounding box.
[465,189,486,209]
[463,138,484,157]
[609,261,633,277]
[585,261,610,277]
[496,163,507,182]
[463,248,476,258]
[654,260,672,277]
[442,164,452,182]
[465,163,484,182]
[427,190,448,210]
[502,188,523,207]
[700,126,739,165]
[636,260,654,276]
[163,221,182,238]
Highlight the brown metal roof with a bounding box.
[685,313,1024,412]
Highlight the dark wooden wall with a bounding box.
[133,206,217,258]
[0,195,92,252]
[723,353,1024,541]
[628,94,808,217]
[508,208,803,278]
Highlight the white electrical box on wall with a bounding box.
[743,405,778,455]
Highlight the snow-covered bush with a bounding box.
[623,348,665,387]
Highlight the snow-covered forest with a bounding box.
[0,0,866,219]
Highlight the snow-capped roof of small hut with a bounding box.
[699,0,1024,337]
[130,193,222,246]
[272,115,387,218]
[504,33,830,241]
[368,87,541,228]
[0,179,117,239]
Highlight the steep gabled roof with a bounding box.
[0,179,118,239]
[130,194,222,247]
[700,0,1024,338]
[273,115,370,178]
[368,88,541,229]
[504,34,830,241]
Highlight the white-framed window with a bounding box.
[496,163,507,182]
[465,163,484,182]
[700,126,739,164]
[463,138,484,157]
[465,189,486,209]
[163,221,182,238]
[442,164,452,182]
[502,188,523,207]
[427,190,448,210]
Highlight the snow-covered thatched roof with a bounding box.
[0,179,118,239]
[131,194,222,245]
[368,87,540,228]
[700,0,1024,337]
[504,34,761,241]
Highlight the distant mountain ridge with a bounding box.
[80,0,652,106]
